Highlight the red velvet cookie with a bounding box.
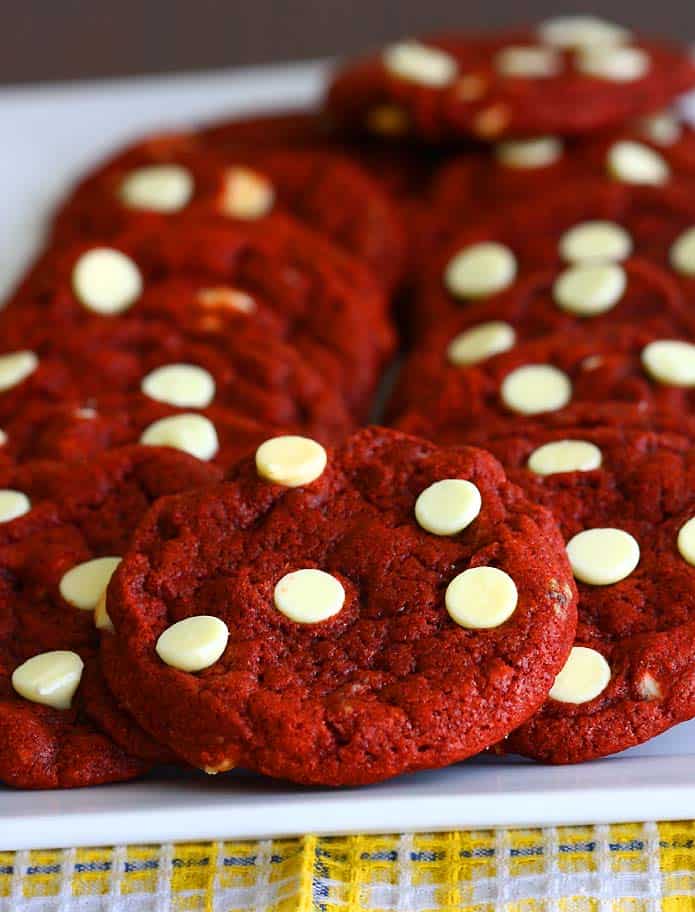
[326,21,695,142]
[419,400,695,452]
[422,120,695,256]
[0,317,352,443]
[393,324,695,440]
[0,446,220,788]
[198,107,447,201]
[461,422,695,761]
[100,426,577,786]
[0,398,281,472]
[389,258,692,421]
[7,218,394,419]
[51,132,407,292]
[414,179,695,333]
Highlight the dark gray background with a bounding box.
[2,0,694,86]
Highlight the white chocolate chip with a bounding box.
[494,45,561,78]
[366,105,409,135]
[0,490,31,523]
[444,242,517,300]
[445,566,518,629]
[72,247,143,315]
[447,321,516,366]
[638,111,682,146]
[415,479,482,536]
[156,615,229,672]
[566,527,640,585]
[255,436,327,487]
[273,569,345,624]
[0,350,38,393]
[75,407,97,419]
[677,516,695,566]
[140,413,219,461]
[383,40,458,87]
[141,363,216,409]
[94,590,114,632]
[637,672,662,701]
[11,651,84,710]
[581,354,604,371]
[538,16,631,49]
[559,221,633,264]
[59,556,121,611]
[220,167,274,219]
[528,439,602,475]
[197,286,255,314]
[553,262,626,316]
[670,226,695,277]
[641,340,695,386]
[495,137,563,169]
[120,164,194,212]
[501,364,572,415]
[549,646,611,703]
[0,429,6,447]
[607,141,670,185]
[576,46,649,82]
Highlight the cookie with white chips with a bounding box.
[326,21,695,142]
[0,397,282,472]
[5,217,394,419]
[463,421,695,763]
[0,446,219,788]
[0,317,353,446]
[414,179,695,334]
[100,427,577,786]
[51,131,407,292]
[394,324,695,441]
[389,257,691,424]
[418,126,691,264]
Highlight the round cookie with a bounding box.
[462,422,695,761]
[197,107,447,202]
[0,446,219,787]
[0,317,353,443]
[326,23,695,142]
[389,260,692,424]
[392,324,695,441]
[51,131,407,292]
[422,120,695,257]
[415,179,695,334]
[7,218,394,419]
[0,398,281,471]
[100,426,577,786]
[414,179,628,332]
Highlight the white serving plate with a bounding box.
[2,61,695,851]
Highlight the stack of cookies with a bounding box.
[2,16,695,790]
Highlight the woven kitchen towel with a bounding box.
[1,821,695,911]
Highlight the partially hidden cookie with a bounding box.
[0,398,279,472]
[100,426,577,786]
[198,107,447,201]
[6,218,394,419]
[414,179,695,333]
[468,422,695,761]
[422,400,695,453]
[326,21,695,142]
[51,132,407,292]
[0,316,353,444]
[389,259,693,425]
[420,119,695,259]
[393,324,695,440]
[0,446,220,788]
